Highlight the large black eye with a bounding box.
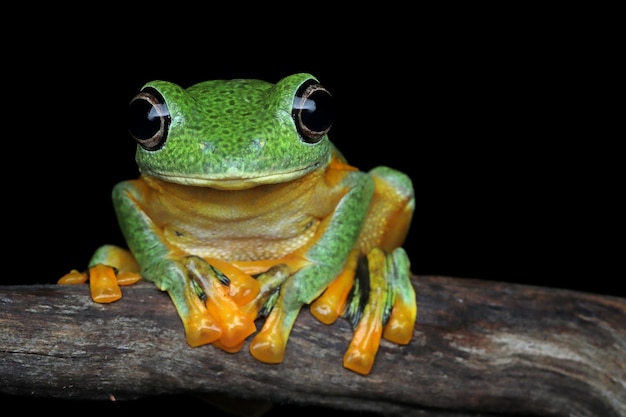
[292,79,335,143]
[127,87,171,151]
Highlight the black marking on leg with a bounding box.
[382,288,394,327]
[210,265,231,286]
[258,288,280,318]
[381,257,396,327]
[343,255,370,329]
[184,255,232,304]
[189,274,207,303]
[184,255,231,286]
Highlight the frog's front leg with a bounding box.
[344,166,417,373]
[249,173,374,365]
[146,255,258,348]
[110,180,259,349]
[248,262,344,364]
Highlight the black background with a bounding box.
[2,9,620,415]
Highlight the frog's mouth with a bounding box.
[142,163,320,190]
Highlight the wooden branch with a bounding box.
[1,276,624,417]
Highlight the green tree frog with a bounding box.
[59,73,417,375]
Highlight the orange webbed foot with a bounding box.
[342,249,388,375]
[382,247,417,345]
[58,264,142,304]
[58,245,142,304]
[183,257,257,348]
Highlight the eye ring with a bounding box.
[127,87,171,151]
[292,80,335,143]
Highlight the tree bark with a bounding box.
[1,276,624,417]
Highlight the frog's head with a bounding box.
[127,73,335,190]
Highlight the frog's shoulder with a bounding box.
[330,143,348,164]
[327,143,362,182]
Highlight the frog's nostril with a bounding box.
[200,141,216,153]
[247,138,266,152]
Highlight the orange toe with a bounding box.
[249,310,287,364]
[58,269,88,285]
[212,339,245,353]
[206,300,257,348]
[343,347,376,375]
[184,313,223,347]
[249,333,286,364]
[344,318,383,375]
[205,257,260,305]
[383,298,417,345]
[116,271,142,286]
[89,264,122,303]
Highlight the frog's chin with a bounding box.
[143,165,319,190]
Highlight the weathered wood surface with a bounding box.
[1,276,624,417]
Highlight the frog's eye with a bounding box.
[292,80,335,144]
[127,87,171,151]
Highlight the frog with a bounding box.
[59,73,417,375]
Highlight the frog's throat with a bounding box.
[140,163,322,190]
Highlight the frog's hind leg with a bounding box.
[366,167,417,345]
[310,166,414,327]
[58,244,141,303]
[343,166,417,374]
